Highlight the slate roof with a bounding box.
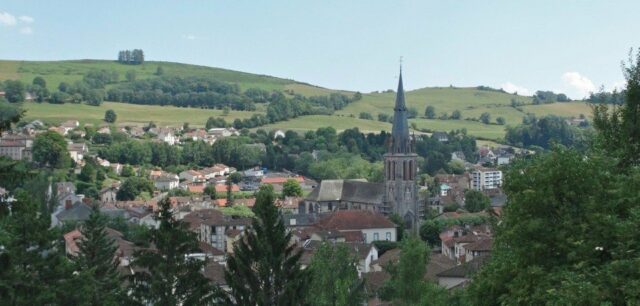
[436,255,490,278]
[56,202,92,222]
[305,179,384,205]
[316,210,395,230]
[464,238,493,252]
[203,261,227,285]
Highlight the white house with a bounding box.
[471,167,502,191]
[315,210,397,244]
[179,170,205,183]
[153,174,180,190]
[67,142,88,163]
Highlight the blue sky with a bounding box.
[1,1,638,99]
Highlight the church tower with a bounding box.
[384,67,419,230]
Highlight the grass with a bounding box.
[2,59,595,141]
[22,101,259,127]
[0,59,335,94]
[257,115,392,133]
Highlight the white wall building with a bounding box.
[471,168,502,191]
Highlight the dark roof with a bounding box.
[316,210,395,230]
[364,270,391,294]
[464,238,493,252]
[390,68,412,154]
[305,179,384,205]
[281,213,322,227]
[436,255,491,278]
[425,253,456,282]
[57,202,92,222]
[371,248,400,267]
[198,242,225,256]
[202,261,226,285]
[182,209,251,229]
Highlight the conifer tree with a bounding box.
[75,205,123,305]
[128,197,218,305]
[306,242,364,306]
[223,184,309,305]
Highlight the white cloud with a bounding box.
[500,82,531,96]
[562,72,596,98]
[182,34,197,40]
[607,80,626,92]
[19,26,32,35]
[18,15,34,23]
[0,11,17,26]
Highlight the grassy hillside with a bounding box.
[1,59,593,140]
[0,59,335,94]
[22,101,259,127]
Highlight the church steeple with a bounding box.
[390,67,412,154]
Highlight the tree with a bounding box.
[32,76,47,88]
[306,243,364,306]
[203,184,217,199]
[593,49,640,168]
[155,66,164,76]
[3,80,25,103]
[389,213,405,241]
[116,177,154,201]
[282,178,303,197]
[496,116,506,125]
[32,131,71,168]
[419,220,441,246]
[359,112,373,120]
[128,197,218,305]
[225,172,242,205]
[480,112,491,124]
[464,189,491,212]
[0,102,24,133]
[451,110,462,120]
[222,185,309,305]
[407,107,418,119]
[378,113,390,122]
[425,105,436,119]
[85,89,104,106]
[125,70,137,82]
[222,106,231,116]
[104,109,117,123]
[121,165,135,177]
[380,235,448,305]
[74,205,124,305]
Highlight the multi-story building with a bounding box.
[471,167,502,191]
[0,135,33,161]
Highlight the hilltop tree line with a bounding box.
[117,49,145,65]
[505,114,592,151]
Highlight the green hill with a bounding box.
[0,59,592,140]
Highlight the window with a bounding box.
[386,232,391,240]
[373,233,379,241]
[363,233,367,242]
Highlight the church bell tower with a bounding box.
[384,67,419,230]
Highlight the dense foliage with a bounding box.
[222,185,308,305]
[117,49,145,65]
[505,114,590,150]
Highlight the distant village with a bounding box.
[0,109,519,302]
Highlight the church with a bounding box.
[303,68,421,230]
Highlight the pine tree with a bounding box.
[306,242,364,306]
[75,205,123,305]
[223,184,309,305]
[128,197,218,305]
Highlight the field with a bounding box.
[1,59,595,140]
[257,115,392,133]
[22,101,259,127]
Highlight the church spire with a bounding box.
[390,66,411,154]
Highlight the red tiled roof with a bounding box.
[215,184,240,193]
[188,184,205,193]
[316,211,395,230]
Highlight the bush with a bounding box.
[359,112,374,120]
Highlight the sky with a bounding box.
[1,0,639,99]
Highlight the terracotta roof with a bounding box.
[424,253,456,282]
[187,184,205,193]
[364,271,391,294]
[316,211,395,230]
[215,184,240,193]
[371,248,400,268]
[215,198,255,208]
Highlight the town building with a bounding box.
[471,167,502,191]
[0,134,32,161]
